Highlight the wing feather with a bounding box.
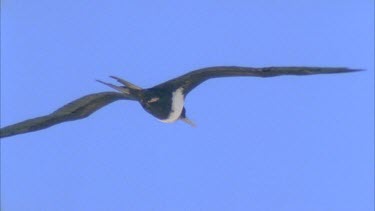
[0,92,133,138]
[154,66,361,94]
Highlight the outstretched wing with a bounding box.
[0,92,134,138]
[153,66,361,95]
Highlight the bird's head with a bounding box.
[139,89,173,120]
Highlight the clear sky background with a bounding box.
[1,1,373,211]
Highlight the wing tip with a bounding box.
[307,67,365,74]
[340,68,365,73]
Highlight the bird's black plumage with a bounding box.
[154,66,359,95]
[0,92,132,138]
[0,66,360,138]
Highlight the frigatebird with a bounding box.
[0,66,360,138]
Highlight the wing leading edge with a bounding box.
[154,66,361,95]
[0,92,133,138]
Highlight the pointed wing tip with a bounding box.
[351,68,365,72]
[341,68,365,73]
[310,67,365,74]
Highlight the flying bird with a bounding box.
[0,66,360,138]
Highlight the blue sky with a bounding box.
[1,1,373,210]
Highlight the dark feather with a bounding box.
[0,92,132,138]
[154,66,361,94]
[1,66,361,139]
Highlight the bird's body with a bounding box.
[157,88,185,123]
[138,87,185,122]
[0,66,361,138]
[97,66,360,126]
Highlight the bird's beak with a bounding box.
[180,117,196,127]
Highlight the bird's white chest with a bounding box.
[160,88,185,123]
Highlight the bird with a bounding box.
[0,66,360,138]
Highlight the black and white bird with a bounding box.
[0,66,360,138]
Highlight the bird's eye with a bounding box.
[147,97,160,103]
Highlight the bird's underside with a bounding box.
[0,66,361,139]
